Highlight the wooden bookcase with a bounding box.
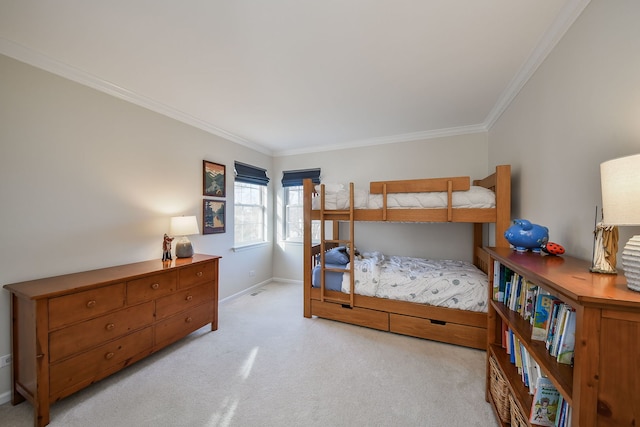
[484,247,640,427]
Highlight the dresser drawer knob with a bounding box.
[105,323,115,331]
[105,352,115,360]
[86,300,97,308]
[185,316,192,323]
[196,271,203,277]
[150,283,160,290]
[186,295,193,302]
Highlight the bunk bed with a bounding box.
[302,164,511,349]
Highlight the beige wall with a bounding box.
[0,54,273,400]
[489,0,640,261]
[272,133,490,281]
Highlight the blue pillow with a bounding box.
[323,246,350,265]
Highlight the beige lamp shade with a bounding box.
[170,215,200,236]
[600,154,640,226]
[170,216,199,258]
[600,153,640,292]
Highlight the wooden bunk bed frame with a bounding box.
[302,164,511,349]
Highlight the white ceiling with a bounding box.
[0,1,589,156]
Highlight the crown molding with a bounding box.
[274,123,488,157]
[0,37,272,156]
[484,0,591,130]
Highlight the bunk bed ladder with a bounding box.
[318,182,356,308]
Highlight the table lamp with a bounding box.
[170,215,200,258]
[600,153,640,291]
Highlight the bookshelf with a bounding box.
[484,247,640,427]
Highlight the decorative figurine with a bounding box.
[162,233,174,261]
[504,219,549,253]
[590,221,618,274]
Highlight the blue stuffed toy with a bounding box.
[504,219,549,253]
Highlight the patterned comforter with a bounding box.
[340,252,488,312]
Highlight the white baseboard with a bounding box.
[0,389,11,405]
[219,279,271,305]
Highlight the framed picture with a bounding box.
[203,199,225,234]
[203,160,226,197]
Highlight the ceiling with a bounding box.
[0,1,589,156]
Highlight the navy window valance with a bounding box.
[234,161,270,186]
[281,168,321,187]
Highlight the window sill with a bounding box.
[232,241,270,252]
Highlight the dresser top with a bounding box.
[485,247,640,309]
[3,254,220,300]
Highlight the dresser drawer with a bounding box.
[49,301,154,363]
[49,327,153,398]
[126,271,177,304]
[155,282,214,321]
[154,301,213,347]
[49,283,126,329]
[178,261,215,289]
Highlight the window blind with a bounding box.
[234,161,270,186]
[281,168,321,187]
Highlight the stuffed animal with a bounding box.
[542,242,565,256]
[504,219,549,253]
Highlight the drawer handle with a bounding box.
[196,271,203,277]
[86,300,97,308]
[185,316,192,323]
[105,323,115,331]
[151,283,160,290]
[185,295,193,302]
[105,352,115,360]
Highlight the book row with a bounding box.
[493,261,576,366]
[503,328,572,426]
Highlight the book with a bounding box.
[545,300,564,350]
[523,280,538,321]
[556,308,576,365]
[550,304,569,357]
[532,293,559,341]
[529,377,561,426]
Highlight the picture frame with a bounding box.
[203,160,226,197]
[203,199,225,234]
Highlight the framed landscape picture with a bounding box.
[203,161,226,197]
[203,199,225,234]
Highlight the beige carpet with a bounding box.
[0,281,498,427]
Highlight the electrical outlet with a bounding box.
[249,270,256,277]
[0,354,12,368]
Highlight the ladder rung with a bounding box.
[322,297,352,305]
[323,267,350,273]
[322,209,351,215]
[325,239,352,245]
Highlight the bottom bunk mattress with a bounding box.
[312,249,488,313]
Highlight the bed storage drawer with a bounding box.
[389,313,486,349]
[311,300,389,331]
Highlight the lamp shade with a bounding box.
[600,154,640,226]
[170,215,200,236]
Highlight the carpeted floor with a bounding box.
[0,281,498,427]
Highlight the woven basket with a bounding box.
[489,356,511,423]
[509,394,528,427]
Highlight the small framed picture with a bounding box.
[203,160,226,197]
[203,199,225,234]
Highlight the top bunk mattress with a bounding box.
[312,184,496,210]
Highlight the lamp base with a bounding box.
[175,239,194,258]
[622,235,640,292]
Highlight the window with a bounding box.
[282,169,320,242]
[234,162,269,246]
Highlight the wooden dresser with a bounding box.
[3,254,220,427]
